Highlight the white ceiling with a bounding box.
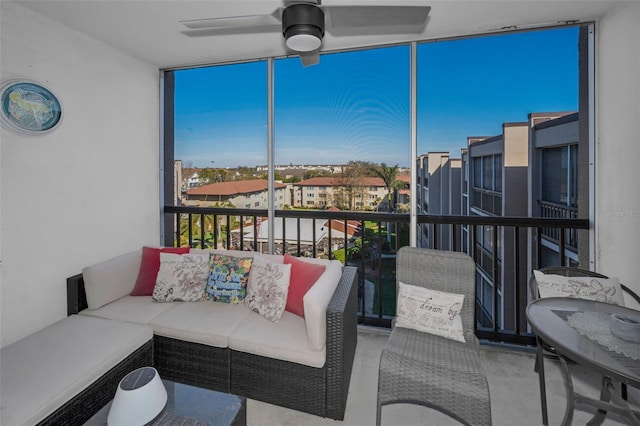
[16,0,626,69]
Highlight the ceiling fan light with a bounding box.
[282,4,324,52]
[285,31,322,52]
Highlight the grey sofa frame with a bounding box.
[66,265,358,421]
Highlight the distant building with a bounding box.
[256,164,344,174]
[396,174,411,205]
[416,152,461,250]
[528,111,587,269]
[466,122,529,330]
[185,179,287,209]
[293,176,387,210]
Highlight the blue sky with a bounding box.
[175,26,578,168]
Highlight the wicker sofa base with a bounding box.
[36,339,153,426]
[231,349,327,417]
[154,335,230,393]
[66,265,358,421]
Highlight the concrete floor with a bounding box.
[246,327,639,426]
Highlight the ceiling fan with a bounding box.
[180,1,431,67]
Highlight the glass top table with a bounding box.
[527,297,640,425]
[84,379,246,426]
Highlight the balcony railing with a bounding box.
[539,200,579,250]
[163,205,589,347]
[472,188,502,215]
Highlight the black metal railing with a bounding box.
[163,205,589,347]
[539,200,579,250]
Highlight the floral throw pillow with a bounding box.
[206,254,253,303]
[244,255,292,322]
[395,282,466,343]
[152,253,208,302]
[533,270,625,305]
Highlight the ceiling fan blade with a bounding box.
[180,10,282,30]
[325,5,430,33]
[181,24,281,38]
[299,51,320,67]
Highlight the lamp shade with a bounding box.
[282,4,324,52]
[107,367,167,426]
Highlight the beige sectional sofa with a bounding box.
[3,247,357,424]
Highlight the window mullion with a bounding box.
[267,58,275,254]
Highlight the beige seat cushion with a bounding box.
[0,315,152,426]
[150,300,252,348]
[229,310,325,368]
[79,295,176,324]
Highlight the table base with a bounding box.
[558,355,640,426]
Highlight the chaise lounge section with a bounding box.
[1,315,153,425]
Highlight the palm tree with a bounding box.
[372,163,399,212]
[372,163,401,245]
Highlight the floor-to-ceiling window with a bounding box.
[161,24,590,333]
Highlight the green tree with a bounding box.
[335,161,375,210]
[303,169,332,179]
[198,168,227,184]
[372,163,399,212]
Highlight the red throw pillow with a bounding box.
[130,246,190,296]
[283,253,326,318]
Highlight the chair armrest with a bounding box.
[325,266,358,420]
[67,274,88,315]
[621,284,640,307]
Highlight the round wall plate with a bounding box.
[0,79,63,136]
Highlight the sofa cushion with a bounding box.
[131,246,190,296]
[79,296,176,324]
[0,315,152,426]
[149,300,252,348]
[284,254,326,317]
[82,250,142,310]
[244,255,292,322]
[304,260,343,351]
[206,253,253,303]
[229,310,326,368]
[152,253,209,302]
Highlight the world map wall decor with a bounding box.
[0,79,63,136]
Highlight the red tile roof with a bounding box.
[327,219,360,237]
[187,179,285,196]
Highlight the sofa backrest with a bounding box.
[304,260,343,351]
[82,247,344,350]
[82,250,141,310]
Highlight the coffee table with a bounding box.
[527,297,640,426]
[84,379,246,426]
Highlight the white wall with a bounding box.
[596,2,640,297]
[0,3,160,347]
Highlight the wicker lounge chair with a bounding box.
[530,266,640,426]
[376,247,492,426]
